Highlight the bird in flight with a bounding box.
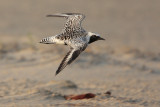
[40,13,105,75]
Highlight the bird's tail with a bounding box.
[39,36,55,44]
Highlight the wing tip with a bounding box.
[55,69,61,76]
[46,13,85,17]
[46,15,52,17]
[46,14,64,17]
[55,72,58,76]
[55,70,59,76]
[46,14,61,17]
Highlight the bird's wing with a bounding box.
[46,13,85,35]
[55,44,87,75]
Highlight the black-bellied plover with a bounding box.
[40,13,105,75]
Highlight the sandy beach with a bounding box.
[0,0,160,106]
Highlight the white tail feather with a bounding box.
[40,36,55,44]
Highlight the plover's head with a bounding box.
[87,32,105,44]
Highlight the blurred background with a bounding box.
[0,0,160,106]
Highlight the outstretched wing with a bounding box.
[55,48,81,75]
[55,44,87,75]
[46,13,85,34]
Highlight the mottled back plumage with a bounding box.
[47,13,86,39]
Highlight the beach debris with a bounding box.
[64,93,96,100]
[105,91,111,96]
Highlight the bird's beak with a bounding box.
[98,37,105,40]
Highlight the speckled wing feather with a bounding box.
[46,13,86,35]
[55,48,82,75]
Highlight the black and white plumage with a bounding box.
[40,13,105,75]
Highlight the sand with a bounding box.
[0,0,160,107]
